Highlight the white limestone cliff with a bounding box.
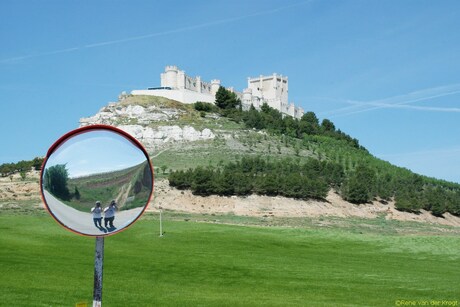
[118,124,214,149]
[79,102,215,151]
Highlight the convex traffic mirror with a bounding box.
[40,125,154,236]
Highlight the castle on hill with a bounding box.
[131,65,304,119]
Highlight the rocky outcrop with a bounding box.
[79,103,183,126]
[118,125,214,150]
[79,101,215,151]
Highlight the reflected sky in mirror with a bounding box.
[46,130,146,178]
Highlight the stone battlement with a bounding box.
[165,65,178,72]
[131,66,304,119]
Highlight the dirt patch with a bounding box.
[2,173,460,228]
[149,179,460,227]
[0,171,41,201]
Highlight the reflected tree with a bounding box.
[43,164,71,200]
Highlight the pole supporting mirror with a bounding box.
[93,237,104,307]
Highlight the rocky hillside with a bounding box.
[80,95,215,153]
[79,95,293,175]
[3,94,460,229]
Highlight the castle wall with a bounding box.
[131,89,215,104]
[134,66,304,119]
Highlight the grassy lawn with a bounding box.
[1,212,459,306]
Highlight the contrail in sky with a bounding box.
[344,100,460,113]
[320,83,460,118]
[0,1,310,64]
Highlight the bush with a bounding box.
[194,101,217,112]
[395,191,421,214]
[341,165,376,204]
[191,167,215,196]
[169,169,192,190]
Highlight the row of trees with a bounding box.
[0,157,44,177]
[169,156,345,200]
[169,154,460,217]
[393,175,460,216]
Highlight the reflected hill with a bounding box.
[45,161,152,213]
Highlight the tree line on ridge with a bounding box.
[185,87,460,217]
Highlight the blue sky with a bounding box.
[45,130,147,178]
[1,0,459,183]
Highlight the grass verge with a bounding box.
[0,214,459,306]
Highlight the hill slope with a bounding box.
[76,94,460,224]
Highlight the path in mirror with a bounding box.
[44,190,144,236]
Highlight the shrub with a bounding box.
[194,101,217,112]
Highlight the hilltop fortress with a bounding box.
[131,65,304,119]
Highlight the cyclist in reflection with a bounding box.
[91,201,103,228]
[104,200,118,228]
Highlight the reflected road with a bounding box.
[43,190,144,236]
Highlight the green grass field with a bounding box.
[0,212,459,306]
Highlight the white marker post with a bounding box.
[159,206,163,237]
[93,237,104,307]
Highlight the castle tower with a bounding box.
[247,73,289,109]
[211,79,221,95]
[161,65,179,89]
[177,69,186,89]
[196,76,202,93]
[243,88,253,104]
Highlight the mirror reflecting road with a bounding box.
[41,126,154,236]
